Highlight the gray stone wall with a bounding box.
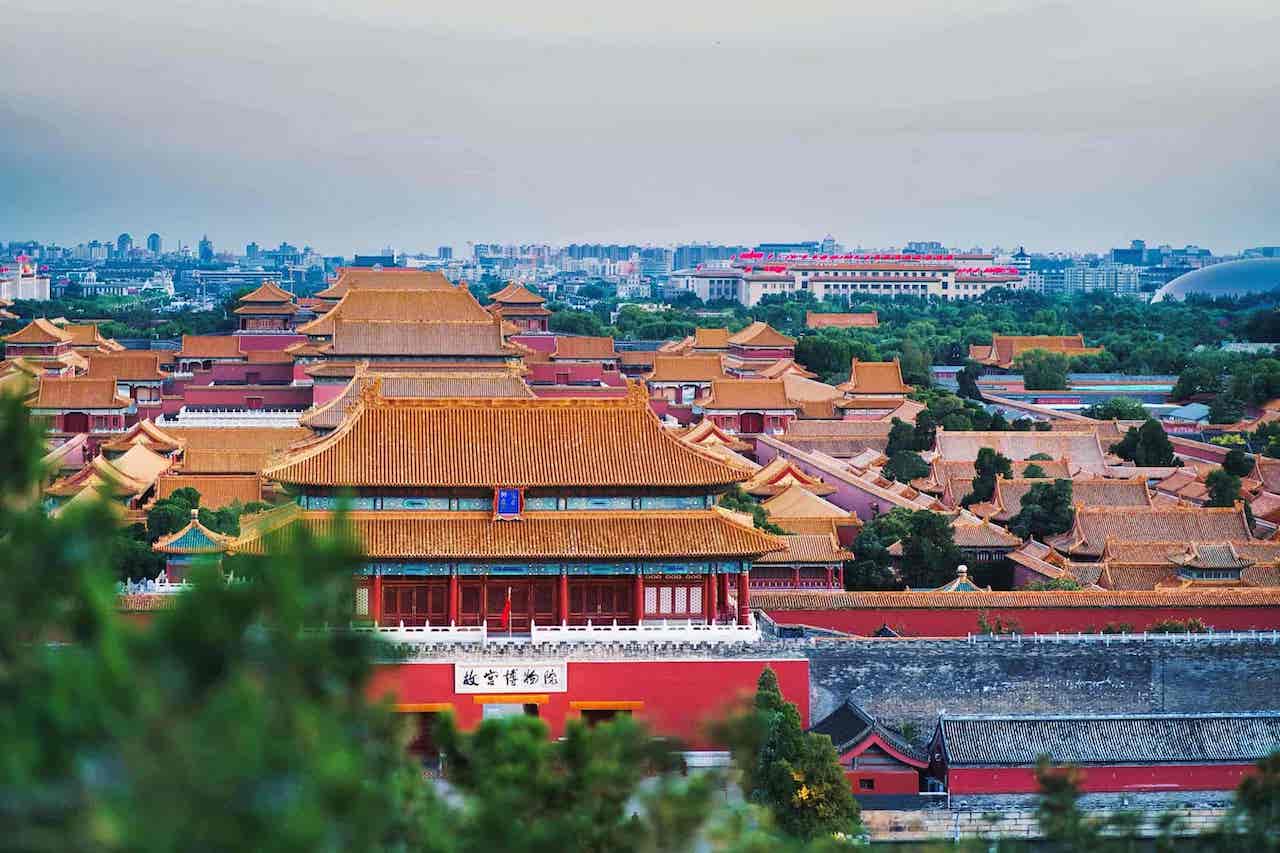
[806,636,1280,734]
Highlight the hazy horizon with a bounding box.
[2,1,1277,256]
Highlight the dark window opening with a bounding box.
[581,708,632,727]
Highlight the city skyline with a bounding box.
[3,1,1278,253]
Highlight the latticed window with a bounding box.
[644,581,703,618]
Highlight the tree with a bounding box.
[956,361,983,400]
[1026,577,1083,591]
[1021,463,1047,479]
[1016,349,1070,390]
[548,309,606,336]
[1172,365,1222,401]
[962,447,1013,508]
[897,337,930,387]
[1227,752,1280,846]
[146,486,202,539]
[898,510,964,589]
[434,713,719,853]
[1110,419,1179,467]
[1210,395,1245,425]
[885,417,918,457]
[1206,469,1242,508]
[719,485,786,534]
[847,508,914,590]
[882,450,929,484]
[0,389,445,852]
[1009,479,1075,541]
[1082,397,1147,420]
[731,669,861,842]
[1223,448,1255,478]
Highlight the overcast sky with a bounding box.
[2,0,1277,255]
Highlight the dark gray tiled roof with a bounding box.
[939,713,1280,767]
[809,699,928,765]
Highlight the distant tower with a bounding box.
[146,232,163,254]
[438,245,453,260]
[198,234,214,263]
[117,233,134,254]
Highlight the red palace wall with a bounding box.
[368,657,809,748]
[182,385,314,408]
[948,763,1257,795]
[206,362,296,384]
[232,333,307,352]
[729,346,795,361]
[765,606,1280,636]
[845,768,920,796]
[531,387,630,399]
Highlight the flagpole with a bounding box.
[507,585,512,637]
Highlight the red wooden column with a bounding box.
[737,571,750,625]
[792,567,801,588]
[825,567,834,589]
[633,573,645,625]
[447,573,459,625]
[558,570,570,625]
[837,566,844,589]
[706,571,718,625]
[718,573,731,617]
[371,573,383,626]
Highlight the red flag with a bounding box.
[500,586,512,630]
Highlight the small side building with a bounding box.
[809,699,930,796]
[931,712,1280,795]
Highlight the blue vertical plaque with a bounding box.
[496,488,522,518]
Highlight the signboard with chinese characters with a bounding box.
[495,487,523,518]
[454,662,567,694]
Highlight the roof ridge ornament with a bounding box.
[357,376,385,407]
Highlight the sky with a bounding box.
[2,0,1278,256]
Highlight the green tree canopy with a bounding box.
[1015,349,1071,390]
[961,447,1014,508]
[1009,479,1075,541]
[1110,419,1180,467]
[1223,448,1255,478]
[882,450,929,484]
[898,510,964,589]
[730,668,862,842]
[1082,397,1148,420]
[1206,468,1242,508]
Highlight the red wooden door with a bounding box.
[382,580,448,627]
[63,411,90,433]
[569,578,635,624]
[739,412,765,433]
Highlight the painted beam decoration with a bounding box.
[454,662,568,693]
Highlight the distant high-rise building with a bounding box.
[146,232,162,254]
[116,233,134,254]
[672,244,748,270]
[905,240,946,254]
[246,241,260,259]
[638,247,673,279]
[198,234,214,263]
[1110,239,1146,266]
[1064,261,1140,296]
[754,241,820,254]
[438,245,453,260]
